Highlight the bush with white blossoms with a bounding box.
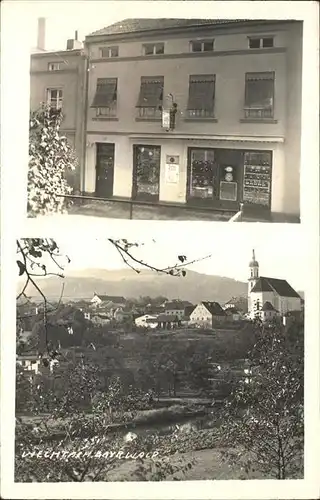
[28,104,78,217]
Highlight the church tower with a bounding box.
[248,249,259,313]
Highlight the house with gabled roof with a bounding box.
[91,293,126,308]
[248,250,302,319]
[189,301,227,328]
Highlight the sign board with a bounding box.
[165,163,179,184]
[162,109,170,129]
[243,164,271,207]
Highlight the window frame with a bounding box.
[190,39,214,53]
[248,36,274,49]
[48,62,62,71]
[136,76,164,120]
[244,72,275,120]
[46,88,63,110]
[142,42,165,56]
[100,45,119,58]
[92,78,118,118]
[187,74,216,119]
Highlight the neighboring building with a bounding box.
[30,19,86,192]
[113,306,133,322]
[157,314,181,329]
[224,306,242,321]
[135,314,158,328]
[247,249,302,319]
[82,18,302,221]
[260,301,279,323]
[223,296,248,313]
[91,293,126,308]
[164,300,193,318]
[90,313,112,326]
[189,301,227,328]
[16,354,41,375]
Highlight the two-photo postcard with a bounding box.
[0,1,319,499]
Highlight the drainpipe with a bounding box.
[81,45,90,194]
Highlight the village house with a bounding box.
[30,18,86,192]
[189,301,227,328]
[90,293,126,308]
[224,306,242,321]
[81,18,302,222]
[247,250,302,320]
[135,314,158,329]
[16,353,41,375]
[163,300,194,319]
[156,314,181,329]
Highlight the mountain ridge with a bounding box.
[20,268,248,304]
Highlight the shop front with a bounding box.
[84,134,292,219]
[186,147,272,213]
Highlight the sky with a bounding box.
[29,223,308,291]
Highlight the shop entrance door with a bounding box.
[132,145,161,201]
[95,143,115,197]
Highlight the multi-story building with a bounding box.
[30,19,86,191]
[83,18,302,221]
[30,18,303,221]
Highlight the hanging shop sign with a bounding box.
[165,155,180,183]
[162,109,171,129]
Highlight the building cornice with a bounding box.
[89,47,286,64]
[86,130,284,143]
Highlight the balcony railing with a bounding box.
[136,107,162,119]
[244,106,273,119]
[187,109,215,118]
[96,104,117,118]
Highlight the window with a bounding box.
[244,72,275,119]
[91,78,118,118]
[143,43,164,55]
[47,88,63,109]
[187,75,215,118]
[136,76,163,119]
[48,62,62,71]
[100,46,119,58]
[248,37,274,49]
[190,39,214,52]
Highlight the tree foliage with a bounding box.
[28,104,78,217]
[220,319,304,479]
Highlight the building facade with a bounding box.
[30,25,86,192]
[189,301,227,328]
[247,250,302,319]
[82,18,302,221]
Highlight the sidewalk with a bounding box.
[68,199,234,221]
[67,199,300,223]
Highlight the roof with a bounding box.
[93,295,126,302]
[202,301,226,316]
[261,301,277,312]
[251,277,300,298]
[157,314,180,322]
[225,306,240,314]
[87,18,251,37]
[17,354,39,361]
[165,300,193,310]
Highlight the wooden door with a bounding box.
[95,143,115,198]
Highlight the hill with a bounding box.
[20,268,247,305]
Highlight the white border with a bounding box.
[1,1,319,499]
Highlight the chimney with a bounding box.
[37,17,46,51]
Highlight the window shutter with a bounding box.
[136,78,164,107]
[91,78,117,107]
[187,75,215,111]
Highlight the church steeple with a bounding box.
[248,249,259,288]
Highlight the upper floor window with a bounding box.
[136,76,163,119]
[47,88,63,109]
[248,37,274,49]
[48,62,62,71]
[143,43,164,56]
[100,46,119,58]
[244,72,275,119]
[190,39,214,53]
[187,75,215,118]
[91,78,118,118]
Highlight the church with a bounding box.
[247,250,302,321]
